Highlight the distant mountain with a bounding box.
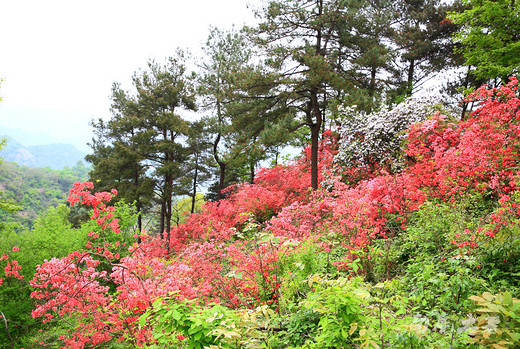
[0,124,59,146]
[0,137,87,170]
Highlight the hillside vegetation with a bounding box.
[0,161,90,229]
[2,0,520,348]
[1,80,519,348]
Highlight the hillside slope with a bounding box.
[0,161,90,228]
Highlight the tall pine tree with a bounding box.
[88,52,196,251]
[248,0,348,190]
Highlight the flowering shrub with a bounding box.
[29,183,300,347]
[170,131,337,248]
[406,78,520,199]
[0,249,23,287]
[335,93,456,181]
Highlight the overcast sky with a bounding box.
[0,0,260,152]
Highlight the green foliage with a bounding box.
[477,191,520,291]
[270,272,478,348]
[467,291,520,348]
[450,0,520,83]
[276,240,346,305]
[480,241,520,292]
[268,307,321,348]
[402,200,470,258]
[0,204,81,348]
[301,276,365,348]
[141,294,274,349]
[142,294,226,348]
[25,205,83,260]
[172,194,205,227]
[0,140,21,220]
[403,255,486,315]
[392,0,462,98]
[0,197,21,214]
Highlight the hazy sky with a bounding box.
[0,0,260,151]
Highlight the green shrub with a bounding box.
[467,291,520,348]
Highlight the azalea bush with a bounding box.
[334,93,458,182]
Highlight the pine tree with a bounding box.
[198,27,256,199]
[248,0,348,190]
[87,86,154,233]
[392,0,462,97]
[337,0,396,111]
[181,118,214,214]
[131,53,196,245]
[88,52,196,250]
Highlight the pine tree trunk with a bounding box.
[310,123,320,190]
[310,89,322,191]
[310,1,323,191]
[370,67,376,97]
[166,174,172,233]
[137,203,142,244]
[213,132,227,201]
[406,59,415,96]
[134,162,142,243]
[191,155,198,214]
[160,200,165,238]
[250,161,255,184]
[218,164,226,201]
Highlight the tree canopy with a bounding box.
[450,0,520,84]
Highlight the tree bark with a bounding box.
[160,200,166,239]
[309,89,323,191]
[218,163,226,200]
[165,172,172,236]
[309,0,324,191]
[406,58,415,96]
[310,122,320,190]
[133,161,143,243]
[213,132,227,201]
[136,202,142,244]
[250,161,255,184]
[369,67,377,97]
[191,153,199,214]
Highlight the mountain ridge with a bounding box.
[0,135,87,170]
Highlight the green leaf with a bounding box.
[139,314,147,327]
[470,295,486,303]
[483,292,495,301]
[188,326,200,335]
[172,310,183,321]
[351,262,359,273]
[261,235,271,243]
[503,292,513,306]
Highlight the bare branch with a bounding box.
[0,311,13,349]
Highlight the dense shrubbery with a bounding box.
[2,80,520,348]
